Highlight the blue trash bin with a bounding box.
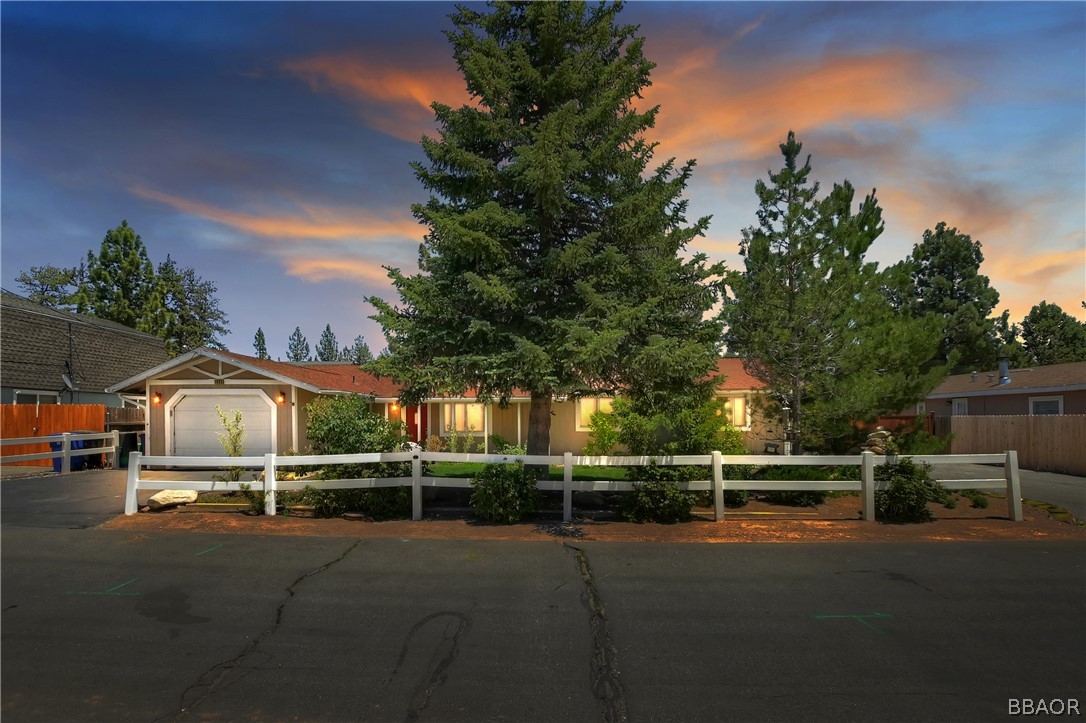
[48,435,86,472]
[49,436,63,473]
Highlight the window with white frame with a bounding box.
[14,390,59,406]
[577,398,613,431]
[721,395,749,429]
[1029,396,1063,416]
[916,402,926,416]
[442,402,485,433]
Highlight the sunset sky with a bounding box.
[2,1,1083,360]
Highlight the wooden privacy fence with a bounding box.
[950,415,1086,476]
[1,404,106,467]
[125,450,1024,522]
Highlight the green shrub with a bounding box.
[759,465,831,507]
[874,457,948,523]
[961,489,989,509]
[299,486,411,520]
[469,462,541,524]
[583,409,620,455]
[620,462,700,523]
[896,429,952,455]
[303,395,411,519]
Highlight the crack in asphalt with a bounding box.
[387,607,474,723]
[158,537,364,721]
[565,543,628,723]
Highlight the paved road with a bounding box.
[2,471,1085,722]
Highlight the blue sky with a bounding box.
[2,1,1083,359]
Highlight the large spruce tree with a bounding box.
[369,1,723,455]
[897,221,1001,372]
[315,324,340,362]
[77,220,156,327]
[724,132,942,452]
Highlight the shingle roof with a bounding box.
[212,349,402,397]
[928,361,1086,398]
[107,346,768,399]
[713,357,766,391]
[1,289,170,393]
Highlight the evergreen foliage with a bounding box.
[897,221,1002,372]
[15,221,228,354]
[79,220,156,327]
[368,1,723,457]
[253,327,270,359]
[1020,301,1086,365]
[140,255,228,354]
[723,133,943,452]
[286,327,311,362]
[315,324,339,362]
[15,264,85,309]
[342,335,374,365]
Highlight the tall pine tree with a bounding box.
[315,324,339,362]
[724,133,942,452]
[286,327,310,362]
[1020,301,1086,365]
[369,1,723,455]
[78,220,156,327]
[342,335,373,365]
[253,328,270,359]
[896,222,1001,372]
[140,255,228,354]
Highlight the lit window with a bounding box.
[442,403,485,433]
[722,395,748,429]
[1029,396,1063,416]
[577,398,613,430]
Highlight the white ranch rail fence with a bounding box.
[1,431,120,473]
[124,449,1024,522]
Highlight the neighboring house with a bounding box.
[0,289,170,407]
[106,349,771,456]
[925,360,1086,419]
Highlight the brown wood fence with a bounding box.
[1,404,106,467]
[950,415,1086,476]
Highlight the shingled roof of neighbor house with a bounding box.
[928,361,1086,398]
[1,289,170,394]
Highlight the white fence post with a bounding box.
[124,452,141,515]
[711,451,724,522]
[861,451,875,522]
[264,453,277,516]
[110,430,120,468]
[412,453,422,521]
[563,452,573,523]
[60,432,72,474]
[1004,450,1023,522]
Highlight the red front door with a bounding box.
[405,405,428,443]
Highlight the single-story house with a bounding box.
[924,360,1086,418]
[1,289,170,407]
[106,348,771,456]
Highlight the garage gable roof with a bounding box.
[106,347,399,397]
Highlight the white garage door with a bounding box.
[172,393,274,457]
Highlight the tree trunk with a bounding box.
[526,392,552,479]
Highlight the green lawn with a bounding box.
[426,462,628,481]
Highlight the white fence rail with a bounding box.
[1,431,121,473]
[124,449,1024,523]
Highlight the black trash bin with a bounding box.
[117,431,137,469]
[74,431,104,469]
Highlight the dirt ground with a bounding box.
[102,492,1086,544]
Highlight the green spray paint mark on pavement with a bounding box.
[66,578,141,596]
[814,612,893,634]
[195,543,223,557]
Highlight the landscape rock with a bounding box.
[147,490,198,510]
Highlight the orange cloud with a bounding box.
[283,54,468,142]
[283,257,404,284]
[644,50,967,166]
[130,185,421,241]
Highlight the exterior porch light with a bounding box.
[151,392,162,406]
[275,392,286,405]
[390,403,399,412]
